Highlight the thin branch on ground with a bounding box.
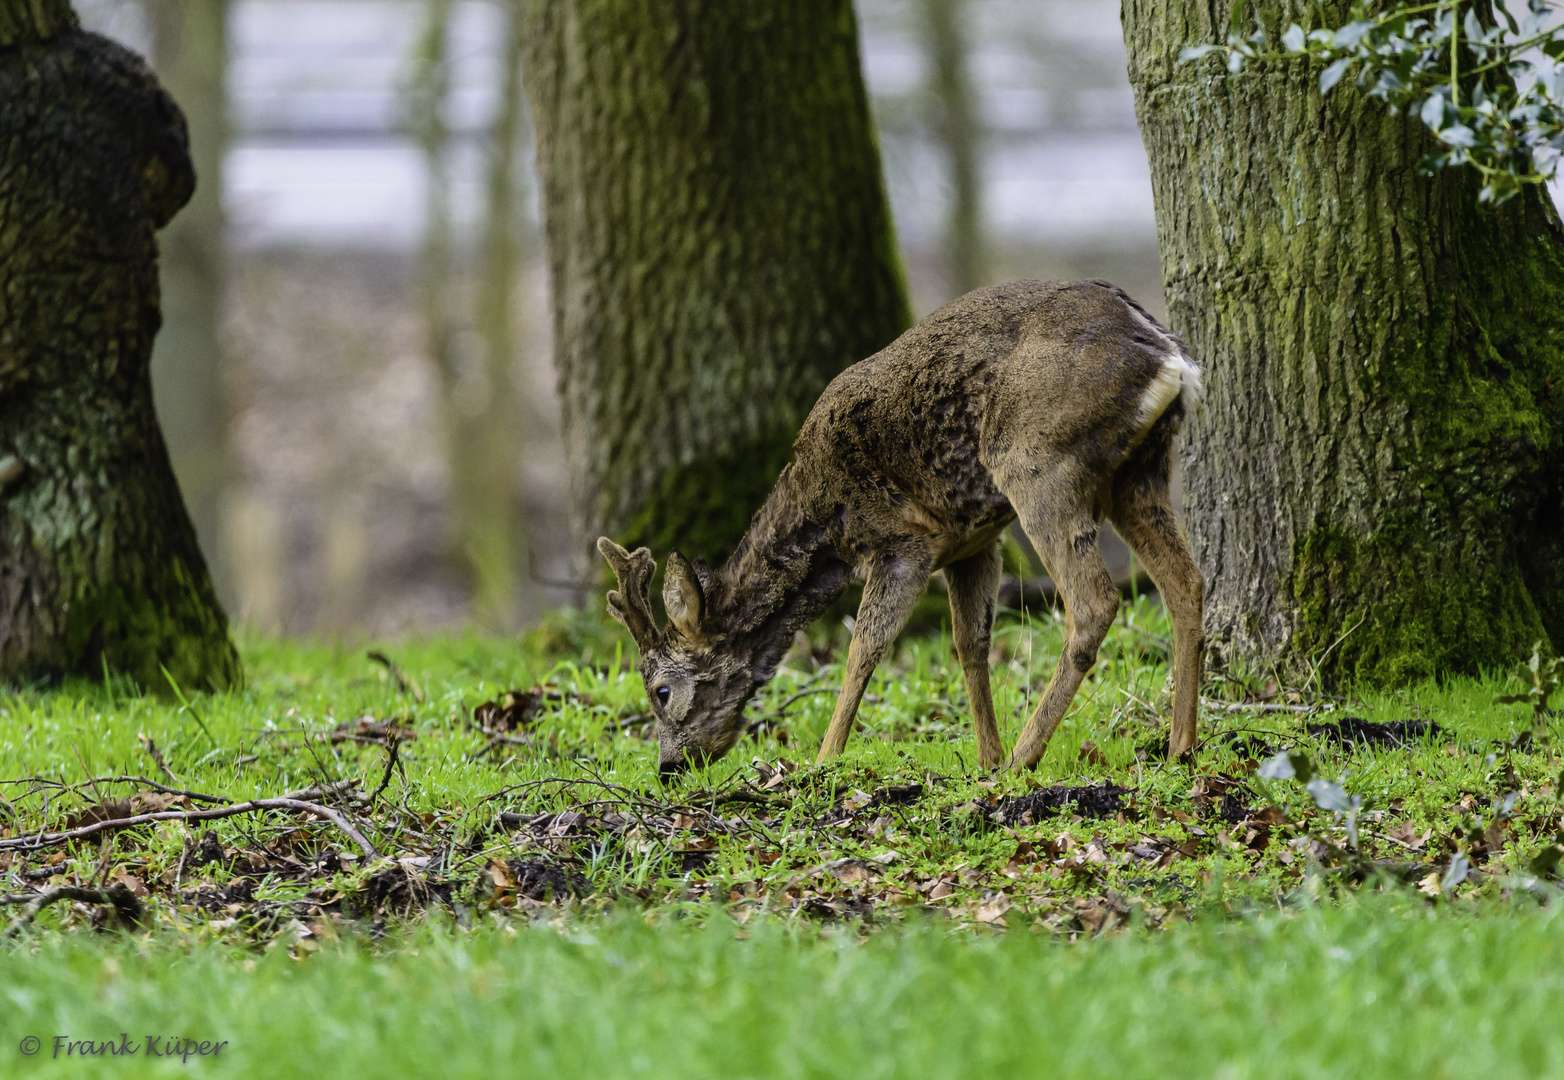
[0,775,230,806]
[367,649,427,703]
[138,733,183,787]
[3,882,143,937]
[370,738,404,802]
[0,796,381,859]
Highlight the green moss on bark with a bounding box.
[1125,0,1564,686]
[64,559,239,692]
[1290,520,1548,686]
[523,0,911,565]
[618,433,797,566]
[1,21,240,691]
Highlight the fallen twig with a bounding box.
[370,738,404,802]
[138,733,183,787]
[4,882,143,937]
[367,650,426,704]
[0,775,229,806]
[472,732,536,759]
[0,796,381,859]
[279,779,365,804]
[1202,699,1329,715]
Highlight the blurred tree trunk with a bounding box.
[409,0,526,628]
[521,0,912,566]
[922,0,984,296]
[1123,0,1564,684]
[146,0,231,606]
[0,0,240,690]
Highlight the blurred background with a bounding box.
[77,0,1169,637]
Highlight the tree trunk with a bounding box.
[922,0,984,297]
[522,0,912,567]
[146,0,232,606]
[1123,0,1564,684]
[0,0,240,690]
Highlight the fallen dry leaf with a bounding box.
[1078,741,1109,768]
[830,860,873,884]
[1387,820,1432,850]
[974,893,1011,925]
[109,867,149,898]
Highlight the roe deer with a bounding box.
[597,280,1203,776]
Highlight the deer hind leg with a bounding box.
[817,549,934,762]
[1110,430,1204,762]
[945,542,1005,769]
[1003,501,1119,770]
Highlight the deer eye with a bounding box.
[655,685,672,708]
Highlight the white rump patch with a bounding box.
[1133,351,1203,435]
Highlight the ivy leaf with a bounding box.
[1306,778,1352,811]
[1440,125,1477,148]
[1282,23,1307,53]
[1258,751,1295,780]
[1463,9,1485,47]
[1441,852,1471,895]
[1321,58,1353,94]
[1530,844,1563,880]
[1259,750,1316,784]
[1421,93,1447,130]
[1179,44,1224,63]
[1335,21,1375,49]
[1227,0,1247,43]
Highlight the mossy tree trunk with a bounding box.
[521,0,912,566]
[0,0,240,690]
[1123,0,1564,684]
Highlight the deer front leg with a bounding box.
[817,552,932,761]
[945,543,1005,769]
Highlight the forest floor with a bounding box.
[2,599,1562,1076]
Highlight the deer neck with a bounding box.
[710,465,851,686]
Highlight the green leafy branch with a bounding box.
[1493,640,1561,724]
[1180,0,1564,202]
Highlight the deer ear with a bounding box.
[662,550,706,639]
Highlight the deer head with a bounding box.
[596,537,757,777]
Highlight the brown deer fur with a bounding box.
[599,279,1204,776]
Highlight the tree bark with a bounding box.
[1123,0,1564,684]
[522,0,912,567]
[147,0,232,605]
[0,1,240,690]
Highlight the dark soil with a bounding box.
[994,783,1130,825]
[503,858,591,900]
[1305,718,1442,750]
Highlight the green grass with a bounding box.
[2,598,1559,929]
[2,602,1563,1076]
[2,898,1563,1078]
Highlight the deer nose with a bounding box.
[657,758,688,781]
